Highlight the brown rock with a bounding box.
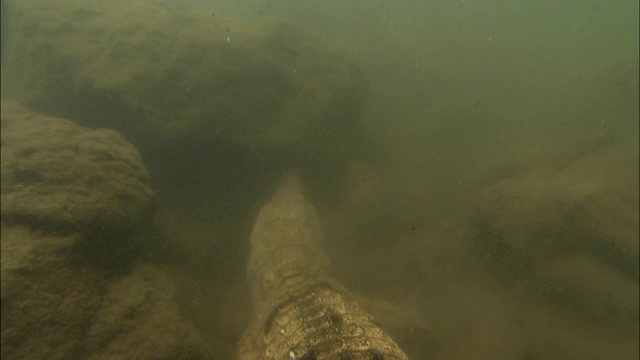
[1,100,156,237]
[85,265,214,360]
[0,223,213,359]
[0,224,103,360]
[473,142,639,329]
[474,142,638,278]
[1,0,368,162]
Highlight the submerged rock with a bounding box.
[0,224,215,360]
[0,101,205,358]
[1,100,156,237]
[84,265,215,360]
[473,141,639,329]
[0,225,103,360]
[474,142,638,278]
[1,0,368,167]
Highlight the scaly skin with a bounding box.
[236,175,409,360]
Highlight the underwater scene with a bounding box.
[1,0,638,359]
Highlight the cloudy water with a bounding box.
[1,0,638,359]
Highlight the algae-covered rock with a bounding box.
[472,142,639,329]
[0,100,156,237]
[0,224,104,360]
[474,142,638,278]
[0,224,214,360]
[85,265,215,360]
[1,0,368,162]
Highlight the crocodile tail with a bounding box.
[237,174,409,360]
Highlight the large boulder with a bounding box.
[84,265,215,360]
[474,142,638,277]
[0,225,215,360]
[1,100,156,237]
[0,101,213,358]
[0,225,103,360]
[1,0,368,166]
[473,141,639,329]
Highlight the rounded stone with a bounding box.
[1,100,156,237]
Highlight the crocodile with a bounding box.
[236,175,409,359]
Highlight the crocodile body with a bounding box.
[236,175,408,359]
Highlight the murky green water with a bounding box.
[180,1,639,358]
[1,0,638,359]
